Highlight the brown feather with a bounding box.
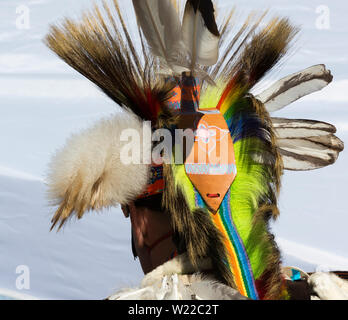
[204,12,299,95]
[44,0,175,124]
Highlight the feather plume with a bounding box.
[201,16,299,115]
[47,112,150,230]
[257,65,333,113]
[182,0,220,69]
[272,118,344,171]
[232,17,298,88]
[45,0,175,125]
[132,0,189,75]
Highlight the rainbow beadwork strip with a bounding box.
[195,189,259,300]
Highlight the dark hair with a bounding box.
[133,193,164,212]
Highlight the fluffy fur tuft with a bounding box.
[108,253,247,300]
[46,111,150,230]
[310,272,348,300]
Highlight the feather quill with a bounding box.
[182,0,220,69]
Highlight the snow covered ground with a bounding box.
[0,0,347,299]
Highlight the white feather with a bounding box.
[270,118,344,171]
[132,0,188,74]
[182,1,219,68]
[277,136,343,171]
[278,138,339,159]
[272,118,337,139]
[257,65,333,113]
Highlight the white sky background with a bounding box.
[0,0,347,299]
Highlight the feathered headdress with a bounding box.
[45,0,343,300]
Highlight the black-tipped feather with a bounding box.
[272,118,344,171]
[182,0,220,68]
[132,0,189,75]
[257,65,333,113]
[186,0,220,36]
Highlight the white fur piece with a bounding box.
[108,275,189,300]
[310,272,348,300]
[108,274,247,300]
[46,111,150,227]
[190,277,248,300]
[108,253,248,300]
[141,253,212,287]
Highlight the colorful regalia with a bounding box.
[45,0,344,300]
